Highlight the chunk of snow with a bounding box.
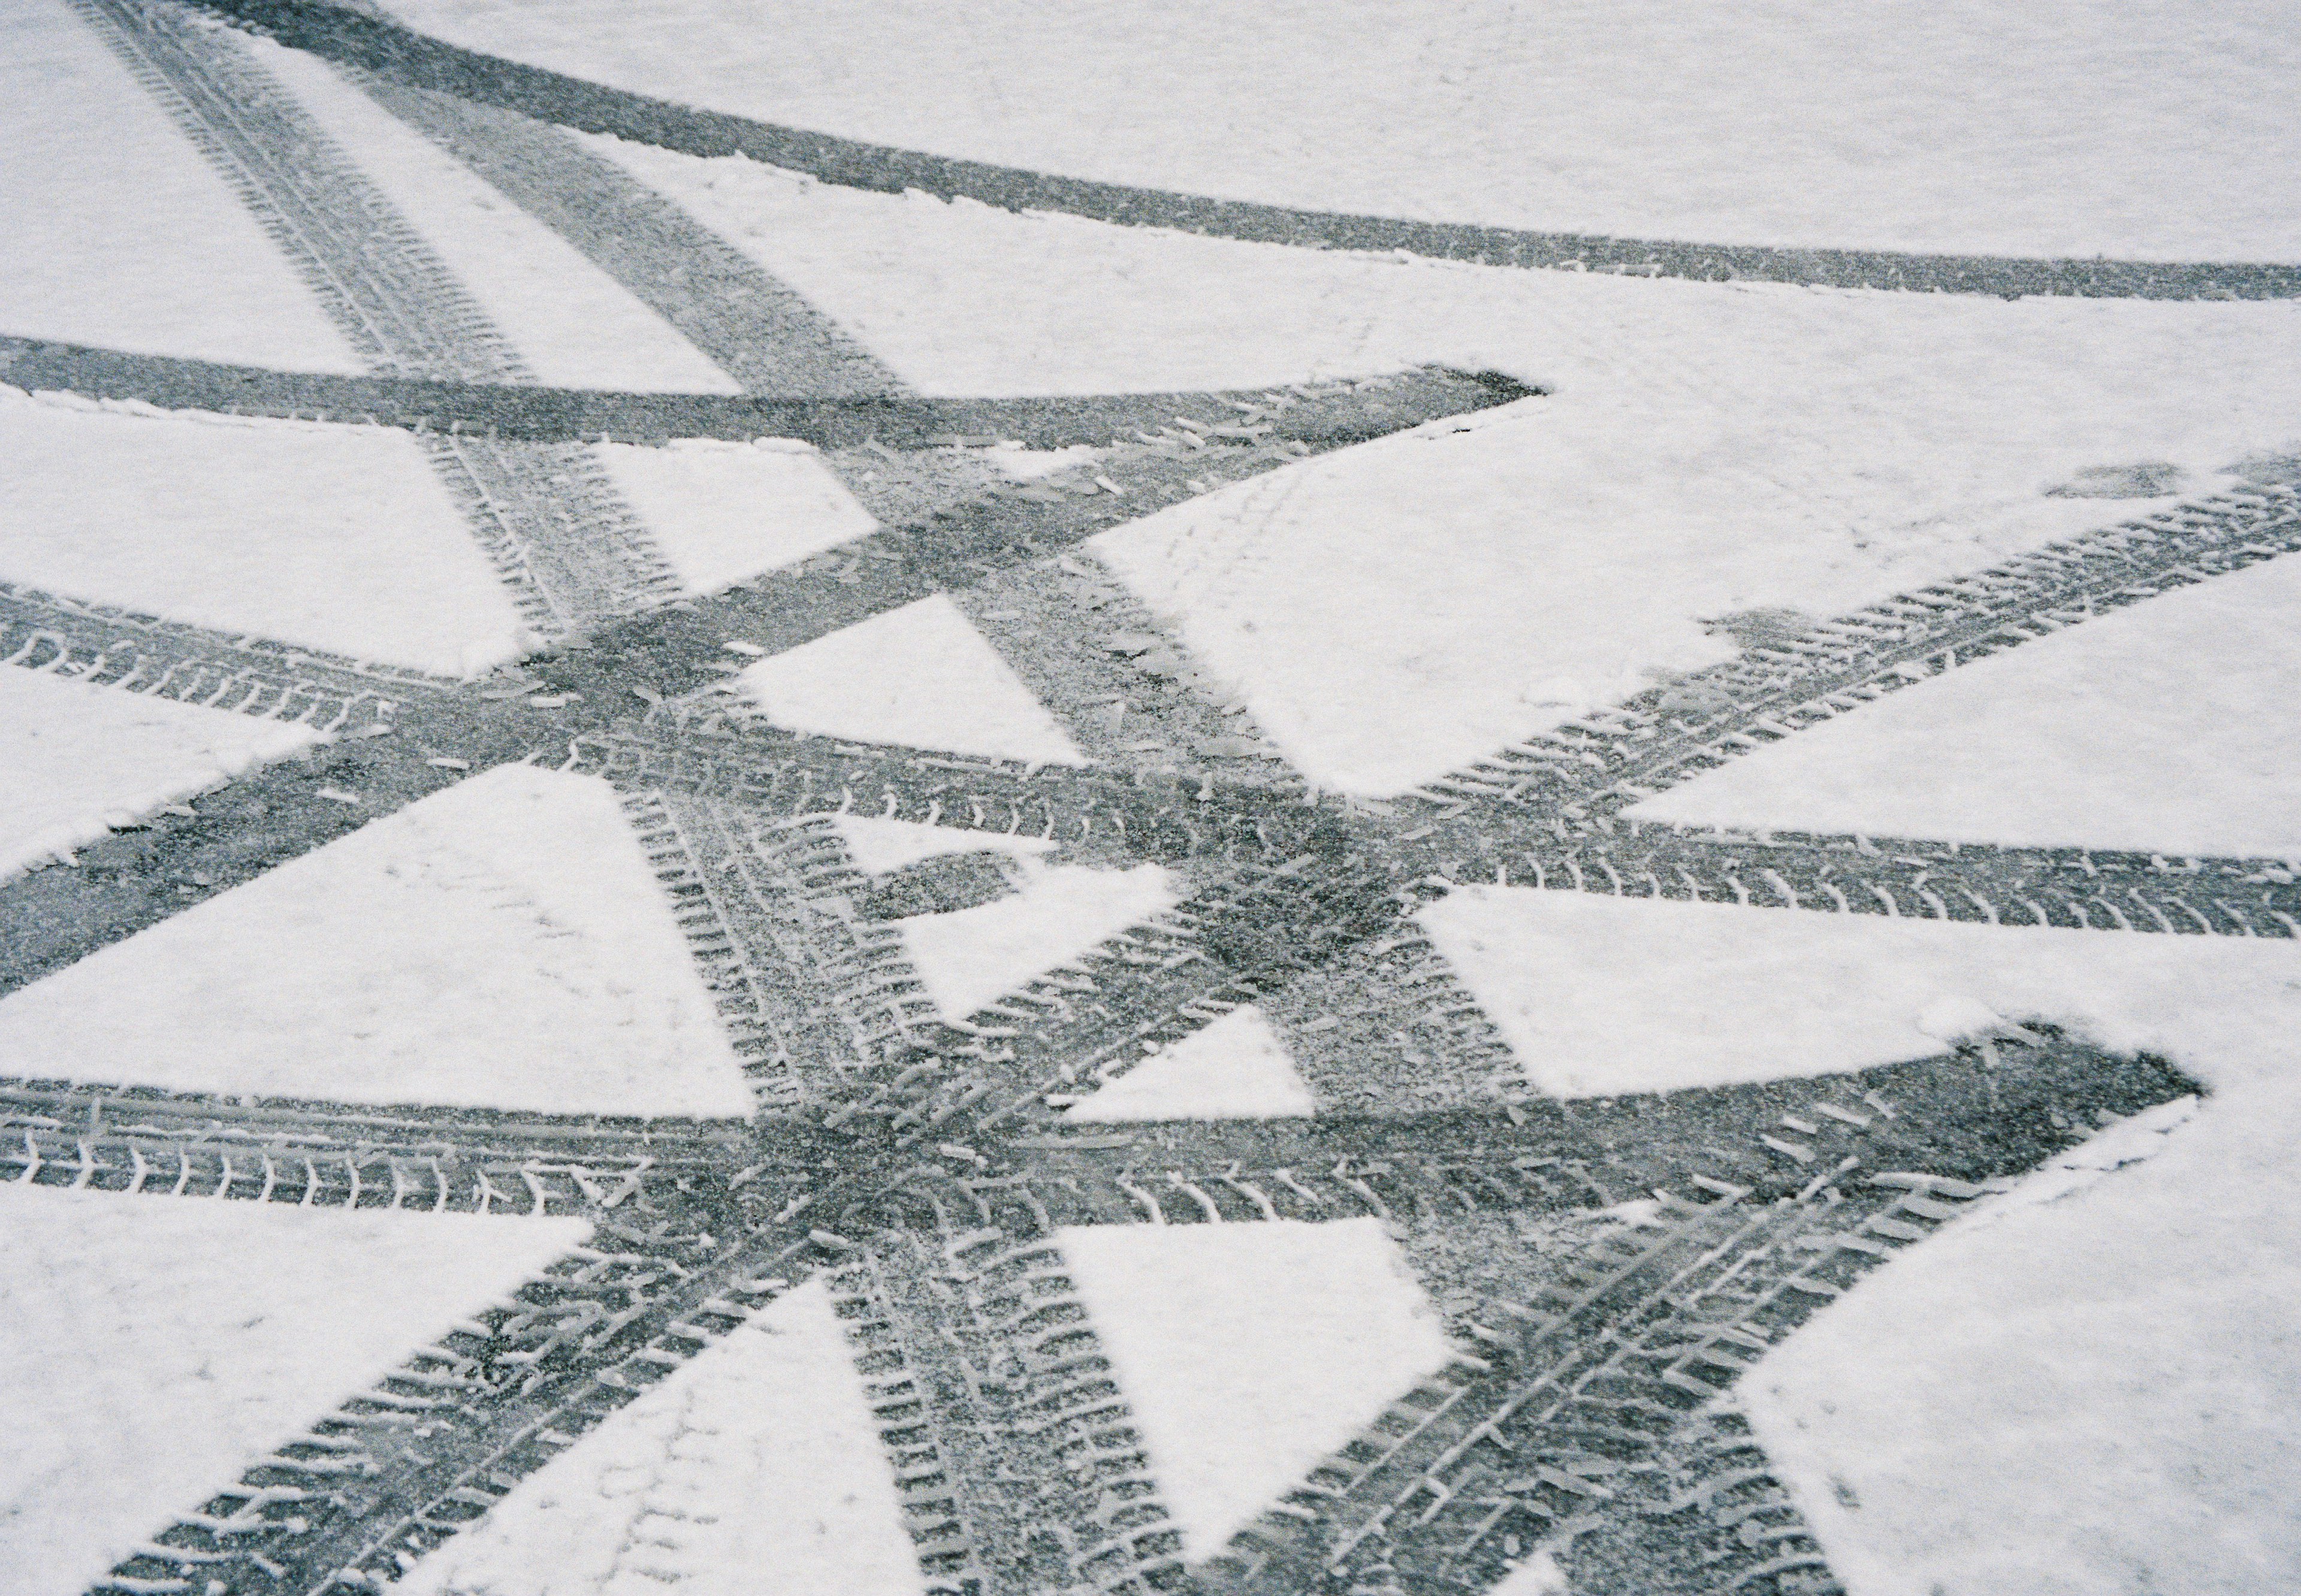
[1632,552,2301,858]
[1068,1003,1316,1121]
[1059,1217,1455,1557]
[1418,886,2301,1099]
[733,592,1086,765]
[900,860,1174,1020]
[0,764,754,1116]
[0,667,317,879]
[255,38,738,394]
[1912,995,2009,1045]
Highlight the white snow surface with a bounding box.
[900,860,1176,1022]
[389,0,2299,261]
[0,765,753,1116]
[828,811,1056,875]
[1635,551,2301,857]
[0,666,318,879]
[0,394,527,676]
[0,0,360,370]
[400,1280,925,1596]
[0,1184,585,1596]
[1068,1003,1316,1122]
[596,439,877,595]
[1059,1217,1456,1557]
[1420,887,2301,1099]
[254,41,739,394]
[732,592,1086,765]
[1746,1078,2301,1596]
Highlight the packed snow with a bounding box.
[1633,551,2301,857]
[732,592,1086,764]
[0,664,318,878]
[399,1280,925,1596]
[1059,1217,1456,1557]
[0,1183,585,1596]
[0,0,360,370]
[0,392,527,676]
[0,764,754,1115]
[388,0,2300,260]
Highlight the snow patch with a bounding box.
[0,764,754,1116]
[732,592,1086,765]
[255,38,739,394]
[1058,1217,1456,1557]
[899,859,1175,1021]
[0,0,360,369]
[1068,1004,1316,1122]
[400,1280,925,1596]
[1633,552,2301,858]
[595,438,877,595]
[1418,886,2301,1099]
[0,394,527,676]
[0,666,318,879]
[0,1183,584,1596]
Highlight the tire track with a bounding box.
[0,335,1488,450]
[1195,1038,2193,1595]
[78,0,683,634]
[194,0,2301,301]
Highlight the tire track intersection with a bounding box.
[4,4,2293,1594]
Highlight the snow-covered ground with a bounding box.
[392,0,2300,260]
[0,765,753,1115]
[0,1183,586,1595]
[4,2,2298,1592]
[0,664,318,879]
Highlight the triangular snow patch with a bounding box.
[1,396,527,676]
[0,764,753,1116]
[1635,554,2301,858]
[1068,1004,1316,1121]
[901,860,1174,1020]
[400,1279,925,1596]
[0,1182,584,1593]
[0,666,317,878]
[733,593,1086,764]
[1059,1217,1456,1557]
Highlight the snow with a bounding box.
[0,1182,585,1596]
[400,1279,925,1596]
[1418,886,2301,1099]
[1058,1217,1456,1557]
[595,438,877,596]
[388,0,2301,261]
[0,0,360,371]
[1633,552,2301,857]
[0,392,527,676]
[253,40,739,394]
[1067,1003,1316,1122]
[0,764,754,1116]
[1744,1076,2301,1596]
[0,665,318,879]
[898,860,1176,1021]
[732,592,1086,765]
